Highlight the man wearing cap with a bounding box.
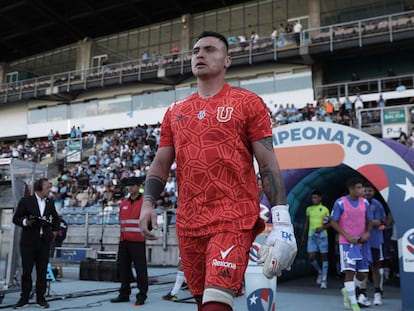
[110,176,148,306]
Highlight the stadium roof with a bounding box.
[0,0,248,63]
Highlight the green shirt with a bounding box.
[306,203,330,236]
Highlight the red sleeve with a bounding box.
[159,106,173,147]
[246,94,272,142]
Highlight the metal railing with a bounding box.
[302,10,414,50]
[1,10,414,104]
[314,73,414,99]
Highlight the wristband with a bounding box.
[271,205,291,224]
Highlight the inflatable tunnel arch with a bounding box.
[273,122,414,311]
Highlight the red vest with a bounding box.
[119,195,145,242]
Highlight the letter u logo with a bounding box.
[217,107,234,122]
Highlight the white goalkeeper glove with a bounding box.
[257,205,297,279]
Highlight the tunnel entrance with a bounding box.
[273,122,414,311]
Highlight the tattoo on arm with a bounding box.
[259,137,273,151]
[260,168,286,206]
[143,176,166,204]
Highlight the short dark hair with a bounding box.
[364,181,374,189]
[311,189,322,196]
[346,177,363,189]
[195,31,229,51]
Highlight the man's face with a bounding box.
[127,184,140,196]
[191,36,231,78]
[311,194,321,205]
[364,186,375,199]
[349,183,364,198]
[40,181,51,198]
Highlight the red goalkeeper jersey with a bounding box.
[159,84,272,237]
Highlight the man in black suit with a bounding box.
[12,178,60,309]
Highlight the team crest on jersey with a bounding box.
[198,110,206,120]
[217,106,233,122]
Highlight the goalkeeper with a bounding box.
[139,30,297,311]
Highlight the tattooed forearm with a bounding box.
[259,137,274,151]
[260,168,286,206]
[143,175,166,204]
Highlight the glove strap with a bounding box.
[271,205,291,224]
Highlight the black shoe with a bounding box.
[36,299,49,308]
[13,298,29,309]
[135,295,147,305]
[162,292,178,301]
[110,296,129,303]
[181,282,189,290]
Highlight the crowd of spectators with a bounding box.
[47,123,179,214]
[228,21,302,52]
[0,138,53,162]
[270,97,357,127]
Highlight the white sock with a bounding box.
[322,261,328,281]
[171,271,186,296]
[379,268,384,291]
[345,281,357,304]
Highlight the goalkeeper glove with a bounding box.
[257,205,297,278]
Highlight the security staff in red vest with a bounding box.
[111,176,148,305]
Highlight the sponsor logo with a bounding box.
[219,268,231,278]
[220,245,235,260]
[176,114,184,121]
[281,230,293,241]
[212,259,236,270]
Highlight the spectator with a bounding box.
[377,94,386,108]
[101,57,110,74]
[76,126,82,138]
[250,31,259,44]
[270,27,278,47]
[48,130,54,142]
[278,23,286,46]
[293,20,303,46]
[354,94,364,110]
[151,51,158,64]
[227,35,237,48]
[171,44,180,61]
[238,33,248,48]
[70,126,76,139]
[164,175,176,197]
[142,51,149,63]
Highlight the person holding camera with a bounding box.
[12,178,60,309]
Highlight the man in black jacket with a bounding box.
[12,178,60,309]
